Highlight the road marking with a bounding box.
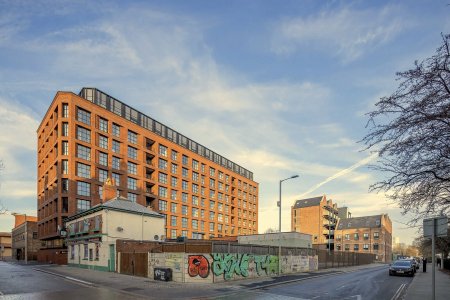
[336,285,346,290]
[391,283,406,300]
[64,276,94,286]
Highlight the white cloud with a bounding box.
[271,5,412,62]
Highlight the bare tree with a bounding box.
[362,34,450,222]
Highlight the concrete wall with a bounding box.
[238,232,312,248]
[147,252,318,283]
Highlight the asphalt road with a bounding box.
[214,265,414,300]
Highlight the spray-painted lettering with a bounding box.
[211,253,278,280]
[188,255,210,278]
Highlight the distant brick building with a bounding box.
[0,232,12,260]
[291,195,339,250]
[335,214,392,262]
[11,215,40,261]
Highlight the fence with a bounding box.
[317,249,376,269]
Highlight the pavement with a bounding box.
[404,263,450,300]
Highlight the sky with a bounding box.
[0,0,449,245]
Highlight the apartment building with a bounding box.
[335,214,392,263]
[291,195,339,250]
[37,87,258,263]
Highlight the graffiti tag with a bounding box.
[211,253,278,280]
[188,255,210,278]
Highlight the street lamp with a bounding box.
[11,212,27,264]
[278,175,299,275]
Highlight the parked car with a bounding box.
[399,258,419,272]
[389,260,415,277]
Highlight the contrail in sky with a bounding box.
[297,152,378,199]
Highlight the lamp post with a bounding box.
[278,175,299,275]
[12,212,27,264]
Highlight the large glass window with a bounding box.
[192,172,199,182]
[112,123,120,137]
[76,126,91,143]
[171,163,178,174]
[128,146,137,160]
[99,135,108,149]
[77,163,91,178]
[182,217,188,228]
[182,193,188,203]
[62,103,69,118]
[158,173,168,184]
[98,152,108,166]
[112,157,120,169]
[112,140,120,153]
[62,160,68,174]
[128,193,137,202]
[159,158,167,170]
[128,130,137,144]
[158,186,167,198]
[77,199,90,212]
[127,162,137,175]
[77,107,91,125]
[77,181,90,196]
[182,205,188,215]
[62,179,69,192]
[127,177,137,190]
[62,141,69,155]
[99,118,108,133]
[159,200,168,211]
[171,216,177,226]
[192,184,199,194]
[171,150,178,161]
[62,122,69,136]
[98,169,108,182]
[171,190,177,200]
[182,155,188,166]
[182,168,188,178]
[192,219,198,230]
[171,203,177,213]
[159,145,168,157]
[192,160,199,170]
[77,144,91,161]
[182,180,188,191]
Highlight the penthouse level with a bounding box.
[78,88,253,180]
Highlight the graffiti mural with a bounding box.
[211,253,279,280]
[188,255,210,278]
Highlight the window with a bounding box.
[112,140,120,153]
[336,235,342,241]
[159,173,168,184]
[98,186,103,199]
[344,244,350,251]
[209,211,215,221]
[192,207,199,217]
[192,219,198,230]
[95,243,100,260]
[128,193,137,202]
[159,186,167,198]
[61,179,69,192]
[336,244,341,251]
[171,163,178,174]
[127,177,137,190]
[171,190,177,200]
[159,200,168,211]
[192,195,199,206]
[98,169,108,182]
[159,145,167,157]
[363,244,369,250]
[209,168,215,177]
[112,123,120,137]
[171,229,177,238]
[99,118,108,133]
[127,162,137,175]
[171,176,178,187]
[62,122,69,136]
[159,159,167,170]
[62,141,69,155]
[62,103,69,118]
[77,181,90,196]
[182,218,188,228]
[182,168,188,178]
[182,155,188,166]
[99,135,108,149]
[171,216,177,226]
[209,201,215,210]
[344,234,350,240]
[192,172,199,182]
[182,205,188,215]
[77,163,91,178]
[182,193,188,203]
[182,230,188,237]
[62,160,68,174]
[112,173,120,186]
[77,144,91,161]
[209,179,215,188]
[112,157,120,170]
[182,180,188,191]
[128,130,137,144]
[374,232,379,239]
[171,150,178,161]
[192,160,199,170]
[218,171,224,180]
[354,244,359,251]
[354,233,359,240]
[192,184,199,194]
[373,243,379,250]
[209,223,214,232]
[363,233,369,240]
[128,146,137,160]
[201,163,205,173]
[201,210,205,218]
[76,126,91,143]
[171,203,177,213]
[77,107,91,125]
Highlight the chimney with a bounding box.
[103,177,117,202]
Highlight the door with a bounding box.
[109,244,115,272]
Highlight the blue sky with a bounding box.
[0,0,449,244]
